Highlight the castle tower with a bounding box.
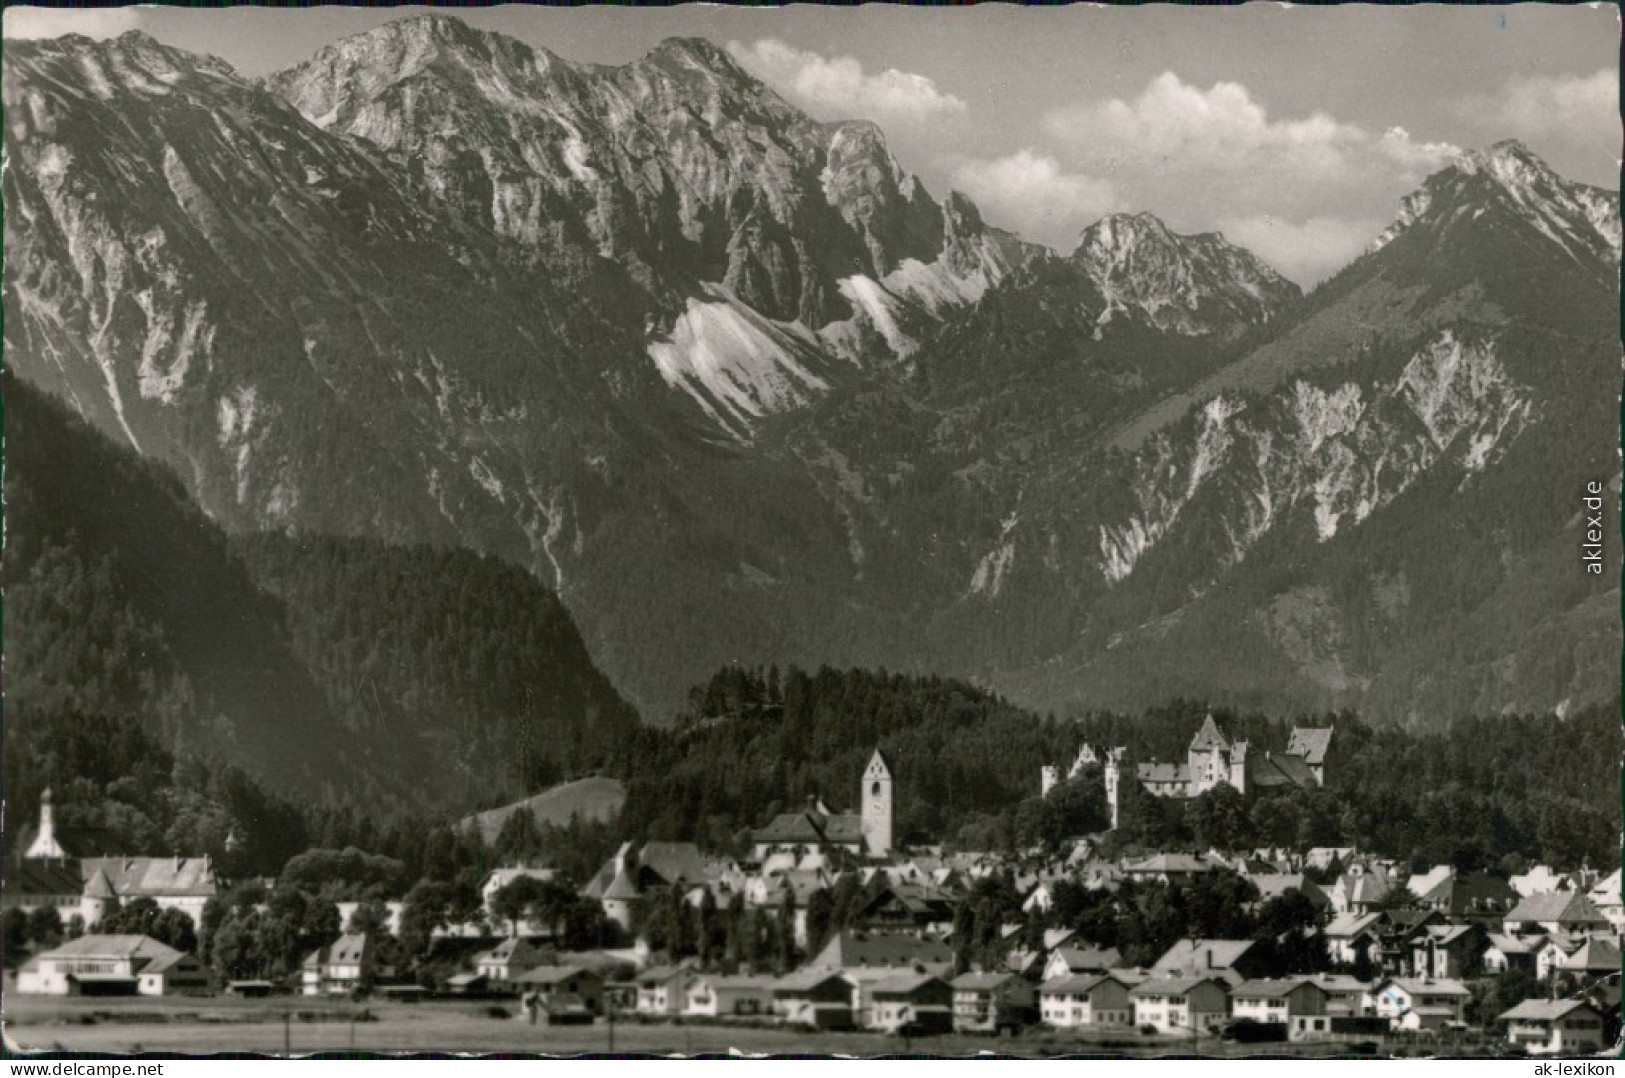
[1229,741,1248,796]
[81,868,118,928]
[1187,714,1230,796]
[1041,765,1060,798]
[861,749,893,858]
[26,787,65,860]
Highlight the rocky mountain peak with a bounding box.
[1370,140,1619,260]
[1071,212,1299,337]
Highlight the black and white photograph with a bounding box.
[1,1,1619,1060]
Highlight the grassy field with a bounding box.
[0,996,1422,1058]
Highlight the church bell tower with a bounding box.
[861,749,893,858]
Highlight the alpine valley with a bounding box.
[5,18,1620,809]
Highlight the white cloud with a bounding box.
[727,38,966,124]
[3,5,142,40]
[1214,214,1386,287]
[1042,72,1458,224]
[1458,69,1617,175]
[951,150,1119,250]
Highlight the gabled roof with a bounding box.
[950,971,1020,990]
[1232,977,1327,1001]
[1190,715,1229,752]
[1419,924,1482,947]
[1486,933,1542,955]
[1137,762,1189,784]
[1499,998,1599,1023]
[772,968,849,993]
[1420,873,1518,915]
[634,965,693,986]
[1248,874,1329,906]
[4,858,85,897]
[1507,891,1609,925]
[1041,973,1132,995]
[1325,912,1384,938]
[1152,939,1255,975]
[79,857,217,897]
[1382,977,1470,998]
[1130,976,1227,1000]
[326,934,371,965]
[1285,727,1333,765]
[1559,936,1621,972]
[810,930,954,971]
[40,935,186,963]
[752,811,864,847]
[1246,752,1319,790]
[638,842,714,886]
[870,973,946,998]
[1049,945,1123,972]
[1126,853,1210,875]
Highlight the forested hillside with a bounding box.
[234,533,641,802]
[4,374,641,838]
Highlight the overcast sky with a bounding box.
[6,3,1617,284]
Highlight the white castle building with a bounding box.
[1043,715,1332,830]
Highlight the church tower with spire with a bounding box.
[860,749,893,858]
[26,787,66,859]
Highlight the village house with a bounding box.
[1324,912,1385,968]
[514,966,603,1016]
[1551,934,1622,980]
[1306,974,1370,1017]
[1129,977,1231,1036]
[1368,977,1470,1031]
[1499,999,1610,1056]
[855,881,955,934]
[1230,978,1331,1041]
[17,935,206,997]
[1243,872,1330,914]
[474,937,545,991]
[1409,923,1487,979]
[1586,869,1623,932]
[634,965,698,1017]
[772,969,855,1029]
[1041,945,1123,982]
[1038,972,1138,1029]
[1327,866,1395,916]
[1503,892,1612,937]
[1482,933,1542,975]
[1416,873,1519,927]
[866,974,954,1034]
[683,974,775,1018]
[301,933,379,997]
[949,972,1035,1033]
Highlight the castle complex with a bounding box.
[1043,714,1333,830]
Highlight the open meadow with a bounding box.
[1,996,1407,1058]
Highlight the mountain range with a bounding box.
[5,16,1618,792]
